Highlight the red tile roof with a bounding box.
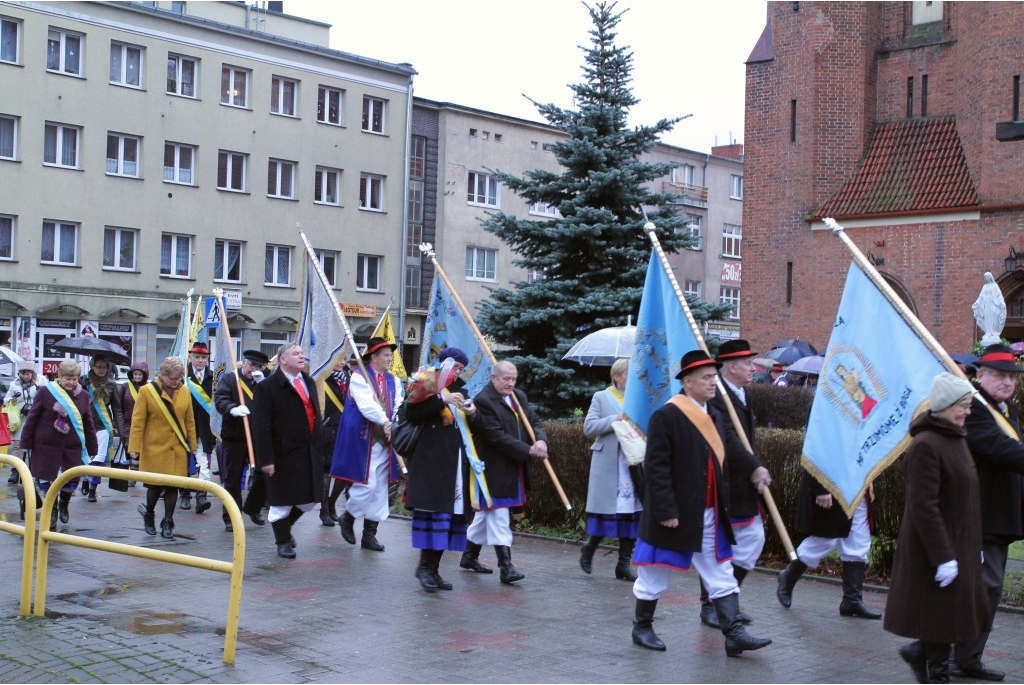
[812,115,978,220]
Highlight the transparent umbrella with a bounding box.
[562,326,637,367]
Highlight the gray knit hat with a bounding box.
[929,372,974,412]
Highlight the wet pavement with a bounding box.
[0,481,1022,684]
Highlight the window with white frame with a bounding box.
[683,214,703,250]
[160,233,192,278]
[1,17,22,64]
[214,239,242,283]
[110,41,143,88]
[314,166,340,205]
[407,179,424,225]
[359,173,383,211]
[730,175,744,200]
[43,122,80,168]
[166,54,197,98]
[409,135,425,178]
[0,114,17,160]
[106,133,140,177]
[0,215,14,260]
[164,142,195,184]
[317,86,342,125]
[267,159,296,199]
[527,267,547,284]
[356,254,381,291]
[315,248,338,287]
[722,224,742,259]
[259,330,288,360]
[264,244,291,286]
[467,171,498,206]
[684,279,702,299]
[221,65,249,108]
[720,286,741,319]
[46,28,82,76]
[218,150,247,192]
[361,96,385,133]
[102,226,137,271]
[270,76,297,116]
[529,202,560,218]
[465,246,497,282]
[41,220,78,266]
[672,164,695,185]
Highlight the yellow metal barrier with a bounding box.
[0,454,35,617]
[33,465,245,664]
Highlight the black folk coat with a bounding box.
[964,383,1024,543]
[708,383,762,519]
[471,383,547,500]
[404,394,473,513]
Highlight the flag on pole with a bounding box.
[802,263,947,516]
[188,293,206,348]
[622,253,701,435]
[208,297,233,440]
[372,311,408,380]
[420,276,492,399]
[169,288,194,363]
[296,251,347,379]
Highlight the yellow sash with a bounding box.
[145,383,190,452]
[325,383,344,414]
[667,396,725,467]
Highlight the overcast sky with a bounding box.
[284,0,769,153]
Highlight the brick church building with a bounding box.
[742,1,1024,355]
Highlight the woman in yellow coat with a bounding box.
[128,357,197,539]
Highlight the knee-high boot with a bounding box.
[320,476,336,526]
[272,519,296,558]
[616,538,638,581]
[776,558,807,608]
[415,549,439,592]
[361,519,385,551]
[713,592,772,657]
[430,550,452,590]
[579,535,602,574]
[495,545,524,584]
[460,541,493,573]
[631,598,666,651]
[339,511,357,544]
[839,561,882,619]
[699,577,720,628]
[733,566,752,624]
[925,642,951,684]
[58,490,72,524]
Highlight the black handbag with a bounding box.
[390,401,421,457]
[108,443,131,492]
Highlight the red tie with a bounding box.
[292,376,315,431]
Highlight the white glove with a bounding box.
[251,371,265,383]
[935,559,958,588]
[230,405,250,417]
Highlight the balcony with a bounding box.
[662,181,709,208]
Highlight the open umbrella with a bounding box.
[51,336,130,365]
[562,326,636,366]
[772,338,817,357]
[786,354,824,376]
[763,345,810,366]
[751,357,774,370]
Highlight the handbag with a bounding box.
[611,419,646,466]
[108,443,131,492]
[390,401,421,457]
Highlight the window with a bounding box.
[167,54,197,97]
[356,254,381,291]
[218,150,247,192]
[41,220,78,265]
[527,267,546,284]
[267,159,296,199]
[408,180,424,225]
[409,135,426,178]
[214,239,242,283]
[314,166,341,205]
[106,133,140,177]
[0,215,14,260]
[683,214,703,250]
[720,286,741,319]
[467,171,498,206]
[110,41,143,88]
[264,244,291,286]
[317,86,342,125]
[730,175,744,200]
[270,76,297,116]
[221,66,249,108]
[481,131,490,141]
[465,246,497,282]
[164,142,195,184]
[259,330,288,360]
[494,133,503,143]
[1,16,21,64]
[672,164,694,185]
[684,280,702,299]
[0,114,17,160]
[315,249,338,287]
[469,128,477,138]
[529,202,560,217]
[46,28,82,76]
[102,226,137,271]
[161,233,192,278]
[43,122,80,168]
[361,96,385,133]
[722,224,742,258]
[359,173,383,211]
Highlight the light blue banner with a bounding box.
[420,277,493,399]
[297,252,347,379]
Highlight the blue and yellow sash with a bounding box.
[187,378,212,415]
[87,385,114,435]
[452,404,491,510]
[51,385,89,464]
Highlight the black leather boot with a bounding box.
[272,519,295,558]
[160,516,175,539]
[460,542,493,573]
[8,467,19,485]
[49,504,58,531]
[839,561,882,619]
[194,491,211,514]
[714,592,772,657]
[319,481,336,527]
[430,550,452,590]
[138,503,158,536]
[179,489,192,510]
[631,598,666,651]
[415,549,439,592]
[495,545,524,584]
[87,482,98,503]
[924,642,951,684]
[699,578,720,628]
[616,538,638,581]
[58,490,72,524]
[579,535,602,574]
[899,641,928,684]
[733,566,752,624]
[339,511,356,544]
[361,519,385,551]
[776,558,807,608]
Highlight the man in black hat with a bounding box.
[630,350,771,658]
[213,349,270,531]
[329,337,403,552]
[950,343,1024,681]
[180,341,214,514]
[696,340,772,629]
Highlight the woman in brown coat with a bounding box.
[885,373,988,684]
[128,357,197,539]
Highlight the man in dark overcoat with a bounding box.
[630,350,771,657]
[468,360,548,584]
[180,341,215,513]
[252,342,326,559]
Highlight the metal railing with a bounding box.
[32,465,245,664]
[0,454,36,616]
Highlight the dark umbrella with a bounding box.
[772,339,817,357]
[763,346,812,366]
[51,336,130,365]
